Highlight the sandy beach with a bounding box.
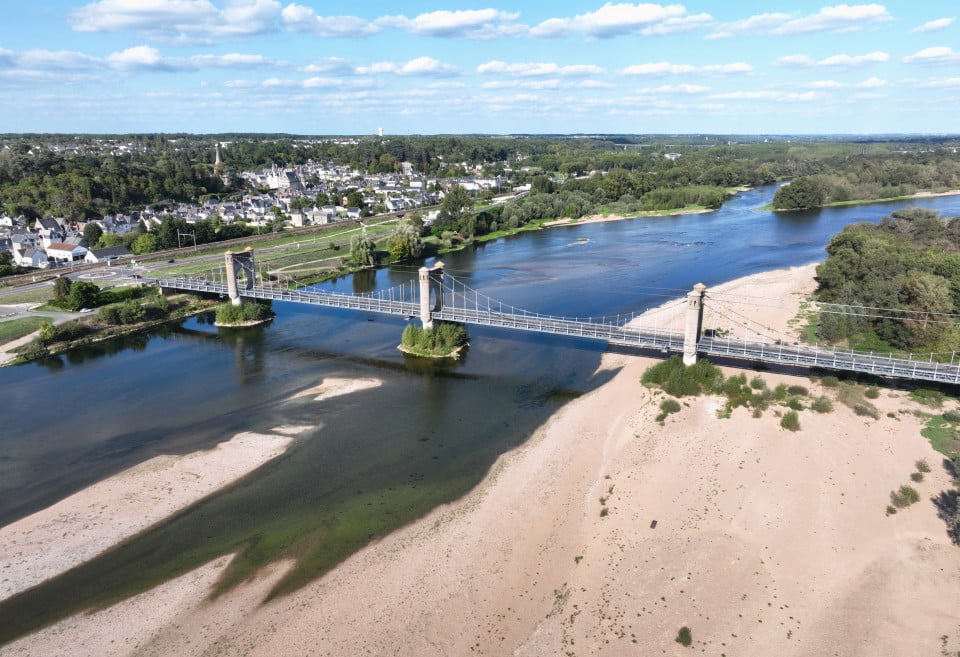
[3,264,960,657]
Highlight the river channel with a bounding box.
[3,184,960,634]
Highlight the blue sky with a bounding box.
[1,1,958,134]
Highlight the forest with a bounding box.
[815,207,960,353]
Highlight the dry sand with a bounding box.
[4,264,960,657]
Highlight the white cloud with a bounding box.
[477,61,604,77]
[817,51,889,67]
[301,58,353,75]
[711,90,820,102]
[577,80,616,89]
[262,77,297,87]
[805,79,846,88]
[917,77,960,88]
[357,56,459,77]
[71,0,281,44]
[106,45,171,70]
[775,54,816,67]
[375,9,520,39]
[638,83,711,94]
[188,53,275,68]
[481,79,562,90]
[280,4,378,37]
[17,50,101,70]
[622,61,752,76]
[708,4,892,39]
[903,46,960,64]
[856,76,887,88]
[776,51,889,69]
[913,17,954,33]
[529,3,710,38]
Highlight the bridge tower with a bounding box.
[224,248,256,306]
[683,283,707,365]
[418,261,445,329]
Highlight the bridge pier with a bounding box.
[225,248,256,306]
[683,283,707,366]
[418,261,445,329]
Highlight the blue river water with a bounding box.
[1,184,960,631]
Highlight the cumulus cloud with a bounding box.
[638,83,711,94]
[104,45,279,72]
[477,61,604,77]
[817,51,889,67]
[301,57,354,75]
[375,9,521,39]
[280,4,378,37]
[70,0,282,44]
[356,56,459,77]
[529,3,711,38]
[903,46,960,64]
[774,54,816,67]
[622,61,752,76]
[913,17,954,33]
[708,4,892,39]
[805,79,846,88]
[710,90,820,102]
[856,76,887,88]
[17,49,101,70]
[106,45,173,70]
[917,77,960,88]
[776,51,888,68]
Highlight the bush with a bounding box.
[774,383,788,401]
[642,356,721,398]
[787,385,809,396]
[786,398,805,411]
[942,410,960,423]
[811,396,834,413]
[780,410,801,431]
[656,398,682,423]
[676,626,692,647]
[916,458,931,473]
[910,471,924,482]
[911,388,945,408]
[890,485,920,508]
[853,402,880,419]
[865,386,880,399]
[820,376,840,388]
[750,375,766,390]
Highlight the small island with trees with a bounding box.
[399,321,469,359]
[214,300,274,327]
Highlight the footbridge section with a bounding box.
[153,250,960,385]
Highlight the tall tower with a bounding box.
[214,142,224,177]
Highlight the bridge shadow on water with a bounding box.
[0,319,620,646]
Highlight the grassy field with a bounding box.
[0,316,47,346]
[0,286,55,305]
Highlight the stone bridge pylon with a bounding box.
[418,261,445,329]
[224,248,256,306]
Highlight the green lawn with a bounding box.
[0,316,47,346]
[0,286,55,305]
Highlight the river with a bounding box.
[3,184,960,635]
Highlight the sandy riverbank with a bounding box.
[4,265,960,657]
[544,206,712,228]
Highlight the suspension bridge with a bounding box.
[153,250,960,386]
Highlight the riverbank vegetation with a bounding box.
[399,321,468,358]
[772,154,960,210]
[814,208,960,354]
[10,288,217,364]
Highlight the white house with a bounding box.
[46,242,88,263]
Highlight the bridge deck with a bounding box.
[156,278,960,385]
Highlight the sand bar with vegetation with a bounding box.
[3,265,959,657]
